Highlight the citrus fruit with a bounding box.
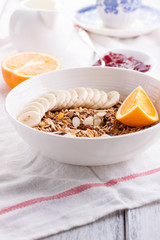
[1,52,62,88]
[116,86,159,127]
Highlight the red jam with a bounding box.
[93,52,151,72]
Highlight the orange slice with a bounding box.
[1,52,62,88]
[116,86,159,127]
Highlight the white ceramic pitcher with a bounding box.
[9,0,74,58]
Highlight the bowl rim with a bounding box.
[5,66,160,141]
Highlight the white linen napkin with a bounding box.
[1,27,160,240]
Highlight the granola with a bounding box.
[33,101,153,137]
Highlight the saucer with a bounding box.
[74,5,160,38]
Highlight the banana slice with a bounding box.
[94,91,108,109]
[42,93,56,110]
[88,89,101,109]
[85,88,94,108]
[19,105,41,116]
[62,90,71,109]
[27,102,45,117]
[67,89,78,108]
[75,88,88,107]
[19,102,45,119]
[32,97,50,113]
[50,90,66,110]
[17,111,41,127]
[103,91,120,108]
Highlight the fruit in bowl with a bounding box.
[5,67,160,166]
[116,86,159,127]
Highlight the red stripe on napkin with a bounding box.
[0,167,160,215]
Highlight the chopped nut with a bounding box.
[94,117,102,126]
[95,111,106,117]
[72,117,80,128]
[101,134,111,138]
[64,133,76,137]
[83,116,93,126]
[67,111,74,118]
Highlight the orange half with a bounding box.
[1,52,62,88]
[116,86,159,127]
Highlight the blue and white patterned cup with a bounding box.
[97,0,142,28]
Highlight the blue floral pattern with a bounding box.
[121,0,142,12]
[103,0,119,14]
[101,0,141,15]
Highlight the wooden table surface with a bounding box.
[44,201,160,240]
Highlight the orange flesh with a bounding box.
[120,88,156,117]
[6,53,38,70]
[18,62,58,76]
[6,54,59,76]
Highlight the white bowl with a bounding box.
[92,48,156,74]
[5,67,160,166]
